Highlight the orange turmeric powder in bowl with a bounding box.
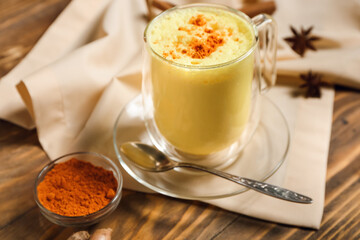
[34,152,123,227]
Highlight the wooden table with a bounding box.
[0,0,359,239]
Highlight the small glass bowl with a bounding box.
[34,152,123,227]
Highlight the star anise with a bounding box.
[284,26,320,57]
[299,71,328,98]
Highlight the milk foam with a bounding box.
[147,7,254,66]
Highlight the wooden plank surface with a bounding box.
[0,0,359,239]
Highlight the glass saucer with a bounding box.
[113,95,290,200]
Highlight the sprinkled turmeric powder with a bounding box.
[37,158,117,216]
[189,14,207,26]
[163,14,227,60]
[186,14,226,59]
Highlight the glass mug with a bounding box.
[142,4,277,168]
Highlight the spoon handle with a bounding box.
[177,163,312,204]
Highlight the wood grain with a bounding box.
[0,0,359,239]
[0,0,71,76]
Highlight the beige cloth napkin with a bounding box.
[1,0,360,229]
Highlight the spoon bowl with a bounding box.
[121,142,175,171]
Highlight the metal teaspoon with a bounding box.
[120,142,313,204]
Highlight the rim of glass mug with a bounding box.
[143,3,259,70]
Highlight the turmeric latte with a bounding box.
[145,6,255,155]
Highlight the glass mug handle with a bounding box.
[252,14,277,92]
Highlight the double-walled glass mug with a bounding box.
[142,4,277,168]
